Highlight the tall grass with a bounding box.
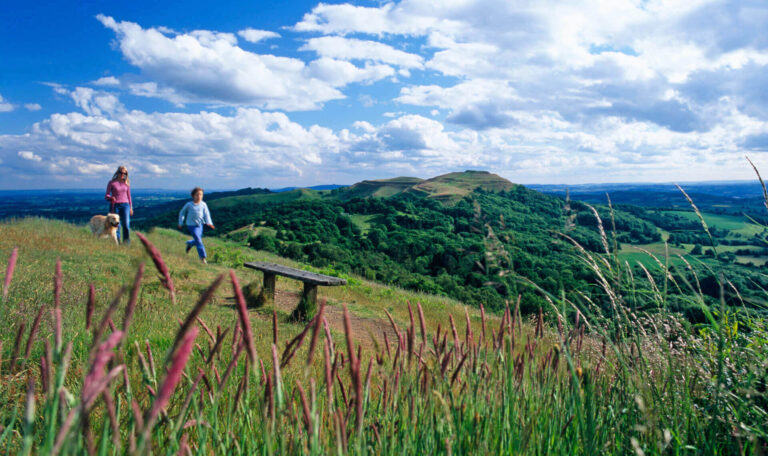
[0,204,767,454]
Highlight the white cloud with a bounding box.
[293,1,464,36]
[24,103,42,111]
[96,15,390,111]
[145,163,168,175]
[18,151,42,162]
[5,1,768,187]
[128,82,186,106]
[77,162,112,174]
[92,76,121,86]
[55,86,123,116]
[0,106,340,186]
[301,36,424,69]
[307,58,394,87]
[0,94,14,112]
[238,28,280,43]
[294,0,768,133]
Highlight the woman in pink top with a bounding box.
[105,165,133,245]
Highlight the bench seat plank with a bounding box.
[244,262,347,286]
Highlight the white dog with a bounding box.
[89,213,121,245]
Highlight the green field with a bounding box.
[660,210,767,237]
[348,214,378,234]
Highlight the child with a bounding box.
[178,187,215,264]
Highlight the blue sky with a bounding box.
[2,0,768,189]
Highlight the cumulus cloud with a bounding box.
[92,76,121,86]
[295,0,768,137]
[300,36,424,69]
[54,86,123,116]
[307,58,394,87]
[24,103,42,111]
[96,15,393,111]
[0,103,341,187]
[0,95,14,113]
[128,82,186,106]
[18,151,42,162]
[6,1,768,187]
[238,28,280,43]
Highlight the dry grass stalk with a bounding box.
[342,304,363,432]
[218,341,245,391]
[10,321,26,373]
[417,302,427,344]
[296,380,313,435]
[197,317,215,343]
[170,272,224,361]
[230,270,257,368]
[272,310,278,346]
[306,299,326,366]
[136,232,176,303]
[24,304,45,362]
[142,326,199,443]
[2,246,18,300]
[92,285,127,348]
[123,263,144,334]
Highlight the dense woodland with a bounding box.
[142,179,768,321]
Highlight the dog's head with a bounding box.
[107,213,120,227]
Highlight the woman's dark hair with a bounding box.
[191,187,203,197]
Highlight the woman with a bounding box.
[105,166,133,245]
[178,187,215,264]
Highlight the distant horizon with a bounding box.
[0,177,764,193]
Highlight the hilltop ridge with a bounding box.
[337,170,515,205]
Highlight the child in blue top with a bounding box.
[178,187,215,264]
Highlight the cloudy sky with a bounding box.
[2,0,768,189]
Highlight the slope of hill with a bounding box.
[337,176,424,200]
[139,170,691,314]
[2,214,765,455]
[336,170,515,204]
[0,217,489,358]
[406,170,517,204]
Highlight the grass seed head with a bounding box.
[2,246,18,300]
[136,232,176,303]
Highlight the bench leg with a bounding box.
[292,283,318,321]
[255,272,276,308]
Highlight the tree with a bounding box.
[691,244,703,255]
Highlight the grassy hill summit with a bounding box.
[337,176,425,200]
[406,170,517,204]
[336,170,516,205]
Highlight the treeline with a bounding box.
[144,184,768,318]
[193,187,665,312]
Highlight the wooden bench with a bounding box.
[244,261,346,320]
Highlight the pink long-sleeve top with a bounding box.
[105,180,132,208]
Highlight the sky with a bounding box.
[1,0,768,190]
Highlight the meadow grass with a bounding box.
[658,210,766,238]
[0,213,766,455]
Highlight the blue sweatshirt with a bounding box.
[178,201,213,227]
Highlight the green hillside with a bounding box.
[141,170,768,320]
[406,170,517,205]
[337,176,424,199]
[336,170,515,205]
[2,215,766,454]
